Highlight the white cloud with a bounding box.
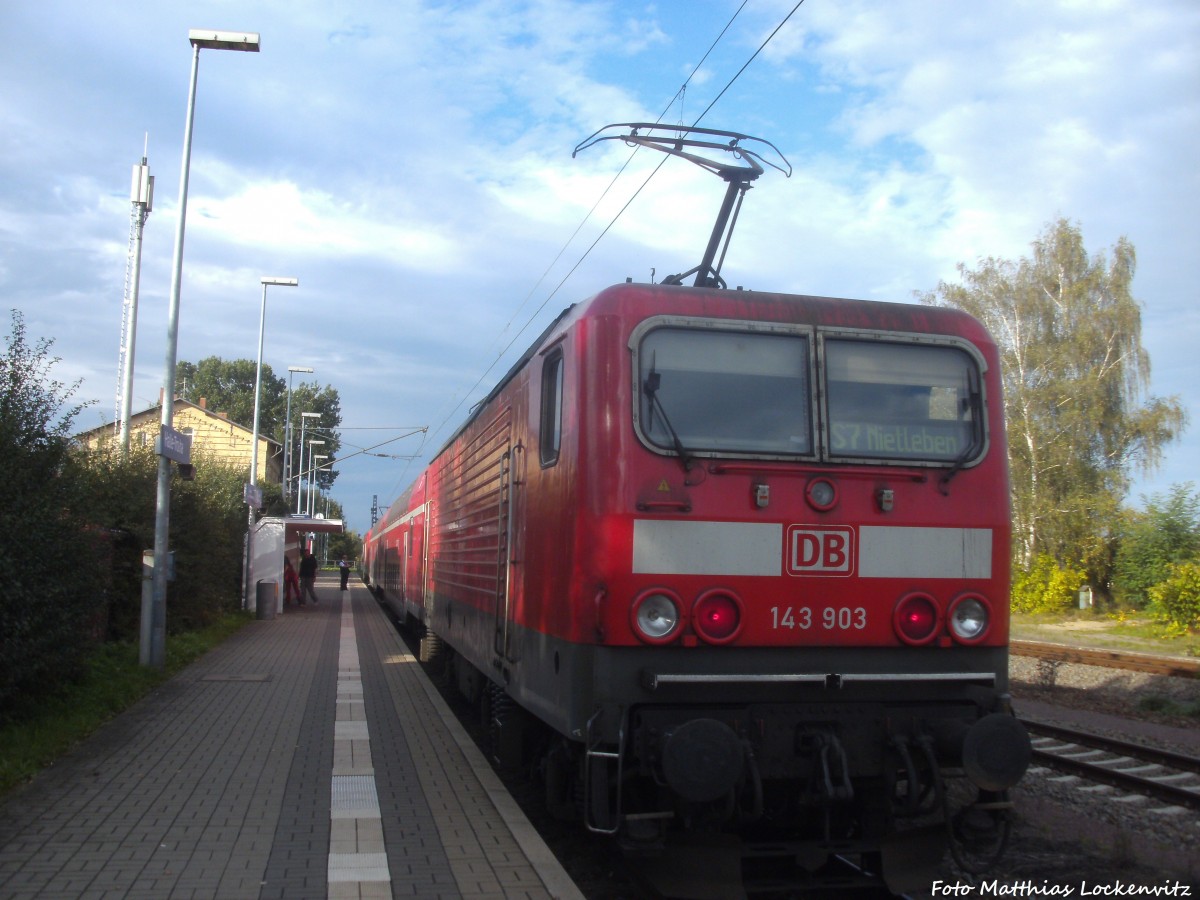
[3,0,1196,529]
[186,176,462,270]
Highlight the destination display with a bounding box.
[830,421,965,460]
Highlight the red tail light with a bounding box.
[894,593,940,645]
[693,590,743,644]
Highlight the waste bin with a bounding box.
[256,580,277,620]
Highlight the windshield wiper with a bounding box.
[643,362,695,474]
[938,367,983,495]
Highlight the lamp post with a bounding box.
[304,440,326,515]
[243,276,297,609]
[283,365,314,502]
[296,417,321,514]
[309,455,328,517]
[310,454,329,561]
[249,277,298,498]
[145,28,259,669]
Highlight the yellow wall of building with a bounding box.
[76,401,281,484]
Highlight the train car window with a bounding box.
[540,350,564,466]
[825,339,979,463]
[637,328,812,456]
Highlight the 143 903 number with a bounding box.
[770,606,867,630]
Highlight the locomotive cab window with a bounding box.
[635,326,813,457]
[825,339,983,464]
[540,350,564,466]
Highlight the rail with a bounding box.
[1023,718,1200,812]
[1011,640,1200,679]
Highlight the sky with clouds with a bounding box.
[2,0,1196,536]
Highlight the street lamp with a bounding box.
[243,276,297,609]
[309,455,329,517]
[296,419,321,514]
[305,440,326,516]
[283,365,314,501]
[146,28,260,669]
[249,277,298,498]
[307,454,328,559]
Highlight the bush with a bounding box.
[1113,485,1200,608]
[1148,562,1200,631]
[79,445,156,640]
[80,444,252,636]
[168,455,251,629]
[0,311,101,724]
[2,310,260,724]
[1012,554,1087,614]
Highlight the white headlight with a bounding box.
[635,592,680,641]
[806,478,837,511]
[950,595,989,642]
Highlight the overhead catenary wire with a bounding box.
[383,1,806,511]
[463,0,807,388]
[306,426,427,467]
[409,3,752,459]
[477,0,751,375]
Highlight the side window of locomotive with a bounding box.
[825,339,980,463]
[540,351,564,466]
[637,328,812,455]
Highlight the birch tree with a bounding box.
[922,219,1186,583]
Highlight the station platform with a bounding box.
[0,576,583,900]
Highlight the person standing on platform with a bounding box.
[298,550,320,605]
[283,556,300,606]
[338,555,350,590]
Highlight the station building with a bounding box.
[74,395,282,484]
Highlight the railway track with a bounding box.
[1023,718,1200,812]
[1011,640,1200,678]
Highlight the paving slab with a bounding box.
[0,576,581,900]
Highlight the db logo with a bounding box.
[786,526,855,576]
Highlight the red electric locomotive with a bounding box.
[364,126,1030,890]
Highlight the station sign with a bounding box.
[244,483,263,507]
[156,424,192,464]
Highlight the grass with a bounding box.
[1136,694,1200,719]
[0,611,253,799]
[1010,609,1200,658]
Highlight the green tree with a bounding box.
[175,356,343,491]
[328,530,363,564]
[1113,484,1200,608]
[176,356,285,433]
[0,310,99,721]
[284,380,343,492]
[922,219,1187,586]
